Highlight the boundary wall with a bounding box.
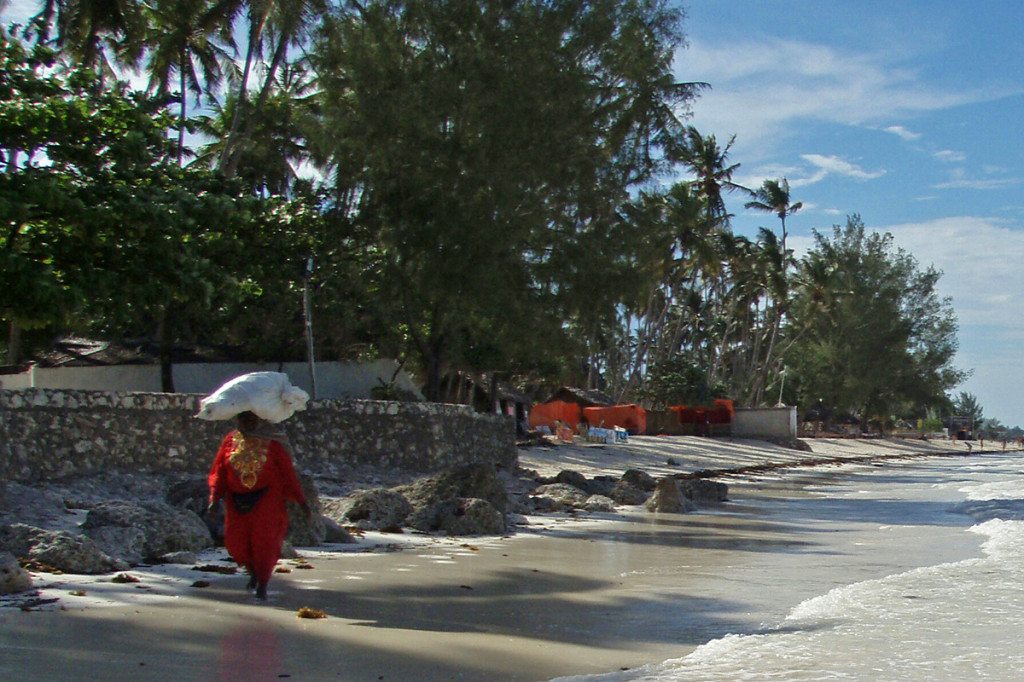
[731,406,797,439]
[0,359,423,401]
[0,389,515,484]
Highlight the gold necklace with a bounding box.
[229,432,268,489]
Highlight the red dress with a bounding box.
[207,430,307,585]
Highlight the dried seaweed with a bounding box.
[296,606,327,619]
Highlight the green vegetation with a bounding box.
[0,1,977,427]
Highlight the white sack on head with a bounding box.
[195,372,309,423]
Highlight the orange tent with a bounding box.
[583,404,647,435]
[670,399,734,425]
[529,400,582,430]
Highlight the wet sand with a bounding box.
[1,444,986,681]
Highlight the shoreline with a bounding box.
[1,436,996,680]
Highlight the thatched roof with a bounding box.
[33,337,241,367]
[547,386,616,407]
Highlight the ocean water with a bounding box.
[562,453,1024,681]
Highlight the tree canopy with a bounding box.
[0,2,974,424]
[783,216,964,427]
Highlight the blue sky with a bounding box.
[676,0,1024,427]
[4,0,1023,426]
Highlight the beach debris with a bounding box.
[195,371,309,423]
[296,606,327,619]
[191,580,211,588]
[193,564,238,574]
[112,573,141,583]
[667,457,680,466]
[294,564,314,570]
[275,567,292,573]
[20,559,63,574]
[17,596,60,611]
[158,551,199,565]
[68,590,87,596]
[460,544,479,551]
[459,585,473,590]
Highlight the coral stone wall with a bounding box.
[0,389,516,484]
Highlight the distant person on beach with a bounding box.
[207,411,309,600]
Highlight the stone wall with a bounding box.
[0,389,516,484]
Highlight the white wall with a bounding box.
[0,359,423,400]
[732,406,797,438]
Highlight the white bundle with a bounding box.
[195,372,309,423]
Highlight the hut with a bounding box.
[546,387,616,409]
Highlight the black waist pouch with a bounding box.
[232,487,268,513]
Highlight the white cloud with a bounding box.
[676,37,1015,158]
[792,154,885,187]
[934,149,967,163]
[932,168,1020,190]
[879,217,1022,315]
[883,125,922,141]
[739,154,884,191]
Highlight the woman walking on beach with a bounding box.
[207,411,309,600]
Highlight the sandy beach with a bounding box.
[0,436,993,681]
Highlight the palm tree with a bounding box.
[218,0,324,178]
[195,60,316,194]
[29,0,146,78]
[744,177,802,254]
[143,0,234,162]
[676,126,746,225]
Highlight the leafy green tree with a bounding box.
[952,391,984,429]
[637,353,725,409]
[309,0,698,400]
[785,215,964,427]
[0,32,321,385]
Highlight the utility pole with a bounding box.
[302,256,317,399]
[776,367,787,407]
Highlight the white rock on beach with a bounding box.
[0,551,32,594]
